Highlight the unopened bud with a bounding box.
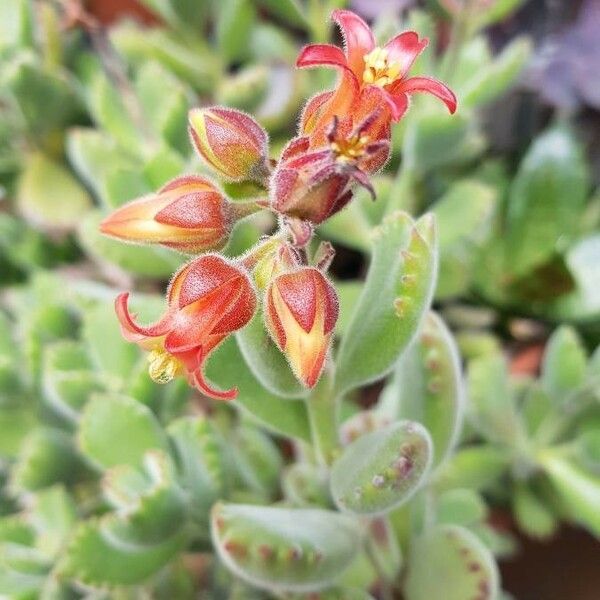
[100,175,235,253]
[265,267,338,388]
[189,106,270,183]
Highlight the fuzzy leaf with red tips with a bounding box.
[334,212,438,397]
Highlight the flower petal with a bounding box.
[300,91,333,135]
[332,9,375,76]
[115,293,174,342]
[393,76,458,114]
[296,43,350,72]
[192,345,238,401]
[384,90,410,121]
[384,31,429,78]
[164,280,244,353]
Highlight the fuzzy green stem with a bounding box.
[305,372,339,467]
[364,536,395,600]
[229,199,266,222]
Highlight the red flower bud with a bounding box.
[115,254,256,400]
[189,107,270,182]
[270,112,389,224]
[100,175,240,253]
[265,267,339,388]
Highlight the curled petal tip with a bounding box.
[193,368,237,401]
[295,43,350,72]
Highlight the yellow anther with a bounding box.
[362,46,402,87]
[147,347,180,384]
[330,134,371,164]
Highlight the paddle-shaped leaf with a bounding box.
[380,311,464,472]
[61,451,188,586]
[78,393,168,470]
[334,212,438,397]
[205,337,311,442]
[403,524,499,600]
[168,417,227,528]
[541,326,587,406]
[330,421,432,515]
[211,503,360,592]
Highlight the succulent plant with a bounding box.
[0,0,598,598]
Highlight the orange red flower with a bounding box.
[296,9,456,143]
[115,254,256,400]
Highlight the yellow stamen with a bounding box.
[331,134,370,164]
[362,47,402,87]
[147,347,181,384]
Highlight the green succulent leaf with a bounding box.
[282,463,331,508]
[365,517,403,582]
[206,337,311,442]
[404,112,482,172]
[28,485,77,558]
[431,179,497,299]
[542,234,600,322]
[253,0,308,28]
[42,341,105,424]
[512,484,557,539]
[381,311,464,472]
[81,302,139,382]
[59,517,186,587]
[436,489,488,528]
[330,420,432,515]
[0,0,32,49]
[435,446,511,493]
[10,428,83,493]
[168,417,227,528]
[217,64,270,111]
[467,352,523,445]
[217,0,256,63]
[505,126,589,276]
[17,153,92,232]
[335,212,438,397]
[403,524,499,600]
[236,311,308,398]
[78,393,168,470]
[576,429,600,475]
[211,503,360,592]
[228,424,283,498]
[461,37,531,108]
[67,128,141,208]
[61,451,187,587]
[102,450,187,545]
[541,326,587,406]
[4,58,81,139]
[539,451,600,536]
[110,24,220,93]
[135,62,190,156]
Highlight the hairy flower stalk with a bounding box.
[100,8,456,396]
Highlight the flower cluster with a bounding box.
[100,10,456,400]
